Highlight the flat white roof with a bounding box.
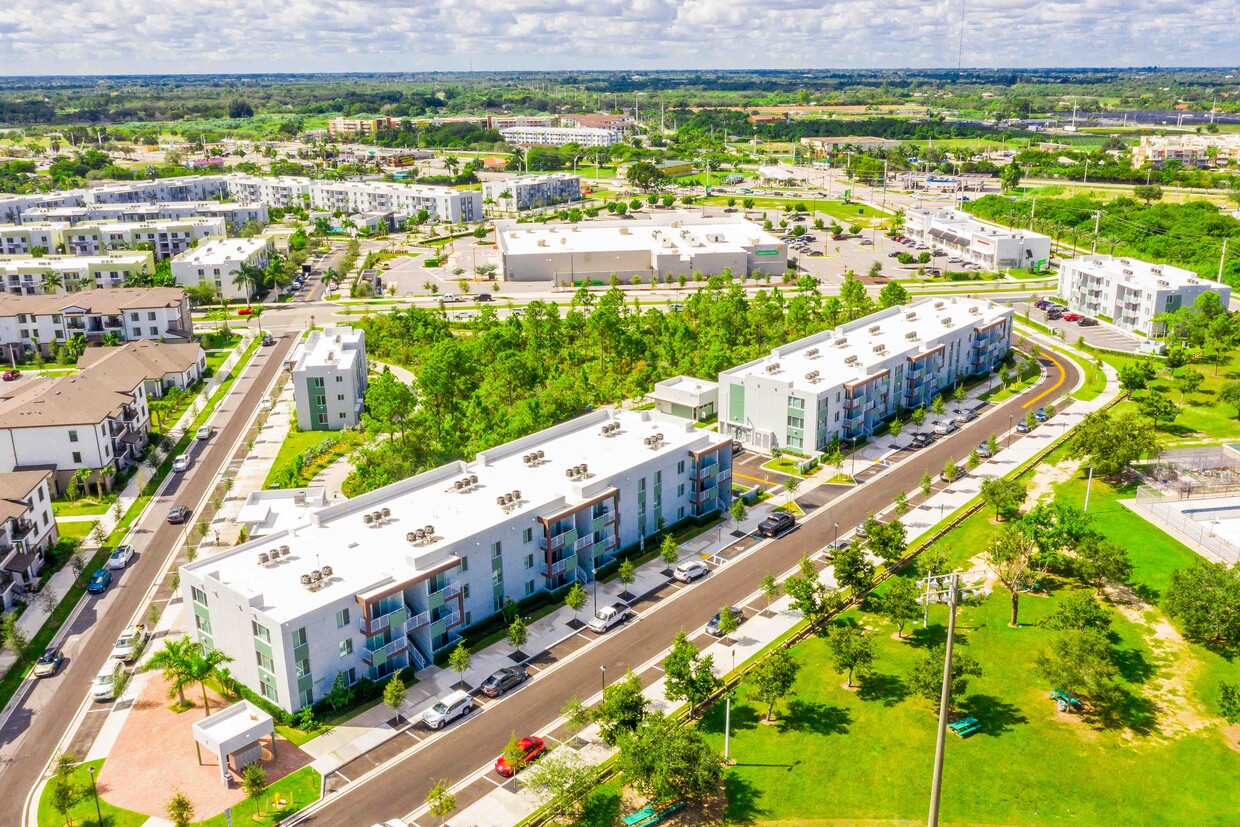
[173,238,267,266]
[910,208,1050,242]
[649,376,718,407]
[496,214,781,257]
[1064,255,1220,291]
[295,326,363,373]
[0,253,150,269]
[185,409,725,620]
[238,488,330,538]
[722,297,1011,394]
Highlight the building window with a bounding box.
[678,483,685,497]
[339,639,353,657]
[677,460,685,474]
[678,506,685,520]
[524,580,535,597]
[524,553,534,570]
[336,608,350,628]
[317,413,328,425]
[252,621,271,642]
[491,541,502,559]
[71,451,81,464]
[299,688,313,708]
[336,375,343,382]
[195,614,211,634]
[191,586,208,606]
[259,682,278,702]
[522,527,533,544]
[68,430,78,443]
[256,651,274,672]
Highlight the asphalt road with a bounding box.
[301,349,1080,827]
[0,332,298,809]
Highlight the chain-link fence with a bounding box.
[1133,484,1240,565]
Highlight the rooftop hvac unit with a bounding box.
[321,565,333,577]
[469,474,478,485]
[874,345,886,353]
[566,467,576,477]
[310,569,322,582]
[407,531,418,543]
[1158,280,1170,287]
[425,525,434,537]
[934,301,945,310]
[535,450,544,460]
[497,495,507,506]
[868,325,881,334]
[905,312,917,321]
[280,545,290,556]
[258,552,270,565]
[806,347,819,358]
[942,317,952,326]
[513,489,521,499]
[300,574,312,586]
[845,355,859,365]
[363,513,374,525]
[906,331,918,340]
[453,480,463,491]
[969,306,980,315]
[381,507,391,519]
[834,337,849,347]
[1123,269,1133,276]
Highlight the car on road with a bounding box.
[86,568,112,595]
[167,505,191,524]
[1062,313,1083,322]
[888,251,902,258]
[932,250,947,257]
[261,333,276,346]
[494,735,546,777]
[673,560,709,583]
[441,294,462,303]
[587,603,630,633]
[955,408,978,424]
[91,660,125,702]
[480,666,528,698]
[940,463,964,482]
[2,369,20,381]
[706,609,745,637]
[932,419,958,436]
[106,544,135,570]
[976,442,993,459]
[33,646,62,678]
[908,432,932,449]
[195,425,211,441]
[422,690,473,729]
[476,293,493,302]
[172,455,191,473]
[1016,420,1033,433]
[111,624,148,662]
[757,512,795,538]
[1078,317,1098,326]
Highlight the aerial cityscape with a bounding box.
[0,21,1237,827]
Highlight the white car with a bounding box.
[106,544,135,570]
[259,397,273,411]
[171,455,191,473]
[441,294,461,303]
[195,425,211,441]
[111,624,148,662]
[673,560,709,583]
[587,604,630,634]
[92,660,125,702]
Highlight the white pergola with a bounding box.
[191,700,276,786]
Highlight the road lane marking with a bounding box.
[1023,351,1067,409]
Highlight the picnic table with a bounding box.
[1050,688,1083,713]
[622,801,685,827]
[947,716,981,738]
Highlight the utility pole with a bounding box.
[1091,210,1101,254]
[1219,239,1228,283]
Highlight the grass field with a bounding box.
[263,429,338,488]
[55,521,96,541]
[37,759,148,827]
[700,464,1239,826]
[197,767,321,827]
[51,500,111,517]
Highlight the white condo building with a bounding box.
[181,409,732,711]
[19,201,269,229]
[719,297,1013,453]
[292,326,368,431]
[495,214,787,283]
[84,177,230,204]
[499,126,621,147]
[224,175,312,208]
[307,181,481,224]
[482,174,582,212]
[1058,255,1233,337]
[905,208,1051,271]
[0,253,155,295]
[170,238,271,301]
[1133,135,1240,168]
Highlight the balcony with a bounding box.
[574,534,594,553]
[406,606,431,631]
[358,602,408,636]
[842,397,862,411]
[540,554,577,577]
[429,581,461,601]
[360,637,408,666]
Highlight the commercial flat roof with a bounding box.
[1064,255,1222,291]
[185,409,726,620]
[496,214,781,258]
[910,208,1049,243]
[649,376,718,407]
[294,326,363,373]
[173,238,267,266]
[722,297,1011,394]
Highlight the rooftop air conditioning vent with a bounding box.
[806,347,819,358]
[835,337,848,347]
[942,317,952,326]
[906,331,918,340]
[321,565,333,578]
[874,344,887,354]
[845,355,859,366]
[868,325,881,334]
[258,552,270,565]
[905,312,916,321]
[1123,269,1133,276]
[969,306,980,315]
[934,301,945,310]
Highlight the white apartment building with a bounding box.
[83,178,230,205]
[170,238,271,301]
[1058,255,1233,337]
[78,340,206,399]
[719,297,1013,453]
[0,224,59,256]
[0,252,155,295]
[0,352,152,492]
[482,174,582,212]
[19,201,269,229]
[292,326,368,431]
[1133,134,1240,168]
[499,126,621,148]
[0,287,192,360]
[307,181,481,224]
[905,208,1052,271]
[327,117,399,138]
[0,191,87,224]
[495,214,787,283]
[180,408,732,711]
[0,470,58,607]
[223,175,312,208]
[55,217,226,259]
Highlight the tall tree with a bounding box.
[616,712,723,803]
[751,648,802,721]
[879,578,922,638]
[662,631,722,716]
[595,669,648,745]
[984,525,1041,627]
[908,644,982,712]
[1163,559,1240,643]
[824,624,874,687]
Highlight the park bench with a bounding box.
[947,716,981,738]
[623,801,685,827]
[1049,688,1083,713]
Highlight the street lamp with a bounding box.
[1007,414,1013,448]
[88,766,103,827]
[723,689,735,764]
[833,522,839,546]
[600,664,607,696]
[592,566,598,610]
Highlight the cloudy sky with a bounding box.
[1,0,1237,75]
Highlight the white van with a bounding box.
[92,659,124,702]
[422,689,473,729]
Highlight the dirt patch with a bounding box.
[1027,458,1082,504]
[1050,709,1101,740]
[1223,724,1240,752]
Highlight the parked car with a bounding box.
[757,512,795,538]
[673,560,709,583]
[111,624,148,662]
[494,736,546,777]
[91,660,125,702]
[196,425,211,441]
[480,666,528,698]
[587,603,630,633]
[933,419,958,436]
[259,397,273,410]
[976,442,993,459]
[1078,317,1098,327]
[1035,407,1048,422]
[1034,299,1052,309]
[888,251,903,258]
[106,544,135,570]
[167,505,191,524]
[476,293,493,302]
[261,333,276,346]
[1016,420,1032,433]
[422,689,474,729]
[86,568,112,595]
[955,408,978,424]
[931,250,947,257]
[33,646,62,678]
[1046,311,1063,320]
[908,432,932,449]
[172,455,191,473]
[940,463,964,482]
[731,440,744,456]
[706,609,745,637]
[1063,313,1083,322]
[2,369,20,381]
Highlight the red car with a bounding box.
[494,736,545,777]
[1062,312,1083,322]
[1,369,19,381]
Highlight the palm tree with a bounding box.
[507,146,525,173]
[147,636,198,708]
[232,261,264,308]
[188,645,234,716]
[41,270,63,294]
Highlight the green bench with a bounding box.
[947,716,981,738]
[623,801,685,827]
[1050,688,1083,713]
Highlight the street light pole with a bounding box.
[89,766,104,827]
[600,664,607,697]
[724,691,733,763]
[592,566,598,609]
[927,573,960,827]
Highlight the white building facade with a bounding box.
[1058,255,1233,337]
[719,297,1013,453]
[307,181,481,224]
[180,409,732,711]
[0,253,155,295]
[0,287,192,359]
[170,238,271,301]
[482,174,582,212]
[905,208,1051,271]
[499,126,621,147]
[292,326,368,431]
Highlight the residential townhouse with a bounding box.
[0,470,58,608]
[482,173,582,212]
[292,326,367,431]
[181,408,732,711]
[170,238,271,301]
[719,297,1013,453]
[0,252,156,295]
[78,340,206,401]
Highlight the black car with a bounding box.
[168,505,191,524]
[476,293,493,302]
[706,609,745,637]
[1046,311,1062,320]
[480,666,528,697]
[1078,317,1098,327]
[757,512,795,538]
[732,440,744,456]
[908,432,932,449]
[261,333,275,346]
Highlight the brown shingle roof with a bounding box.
[0,365,143,429]
[0,287,185,319]
[77,340,203,380]
[0,470,49,521]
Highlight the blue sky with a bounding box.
[1,0,1237,75]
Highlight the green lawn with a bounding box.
[37,759,148,827]
[1098,348,1240,442]
[52,500,111,517]
[197,767,321,827]
[263,429,338,489]
[760,458,804,477]
[56,521,96,541]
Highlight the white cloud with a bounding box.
[1,0,1237,74]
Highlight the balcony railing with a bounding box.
[358,603,408,635]
[429,581,461,600]
[361,637,407,665]
[842,397,862,410]
[574,534,594,552]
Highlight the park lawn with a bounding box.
[37,759,148,827]
[263,429,338,488]
[197,766,321,827]
[760,458,804,477]
[1092,348,1240,441]
[52,500,111,517]
[55,521,96,541]
[569,778,624,827]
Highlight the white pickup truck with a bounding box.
[587,603,630,634]
[111,624,148,662]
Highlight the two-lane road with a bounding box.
[300,351,1081,826]
[0,332,297,809]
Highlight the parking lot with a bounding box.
[1013,300,1145,351]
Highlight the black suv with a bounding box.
[757,513,795,538]
[908,432,932,449]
